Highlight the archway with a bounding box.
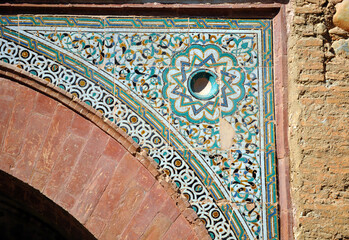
[0,170,96,240]
[0,64,209,239]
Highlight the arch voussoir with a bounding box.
[0,62,210,240]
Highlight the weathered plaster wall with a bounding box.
[288,0,349,238]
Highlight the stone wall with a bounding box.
[288,0,349,238]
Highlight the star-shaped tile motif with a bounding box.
[163,44,246,124]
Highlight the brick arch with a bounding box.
[0,170,96,240]
[0,62,210,240]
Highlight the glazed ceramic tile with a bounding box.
[0,16,278,240]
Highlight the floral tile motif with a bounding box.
[0,16,277,240]
[163,44,246,124]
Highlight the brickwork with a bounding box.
[288,0,349,238]
[0,64,210,240]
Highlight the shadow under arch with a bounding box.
[0,170,96,240]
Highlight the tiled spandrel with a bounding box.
[0,16,277,240]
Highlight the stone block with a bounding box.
[334,0,349,31]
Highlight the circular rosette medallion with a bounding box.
[162,44,245,124]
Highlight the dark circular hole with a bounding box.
[188,69,219,100]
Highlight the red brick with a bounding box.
[84,216,106,239]
[12,113,51,182]
[134,165,155,191]
[299,49,324,58]
[0,153,15,172]
[160,195,181,222]
[71,154,118,224]
[56,192,76,211]
[0,79,17,150]
[100,182,147,240]
[35,104,74,173]
[301,61,324,70]
[295,6,323,14]
[326,72,347,80]
[140,213,173,240]
[103,138,126,160]
[30,170,48,192]
[297,37,323,47]
[299,73,325,82]
[119,182,169,239]
[2,87,36,156]
[0,98,15,150]
[188,233,199,240]
[331,86,349,92]
[162,215,194,240]
[326,97,346,104]
[0,77,18,102]
[71,114,93,138]
[44,134,86,199]
[34,93,57,116]
[64,126,109,198]
[0,99,14,150]
[87,153,141,222]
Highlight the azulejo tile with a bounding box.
[0,16,277,240]
[164,44,245,124]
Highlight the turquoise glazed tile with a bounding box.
[0,16,277,240]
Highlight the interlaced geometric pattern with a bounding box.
[0,16,278,239]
